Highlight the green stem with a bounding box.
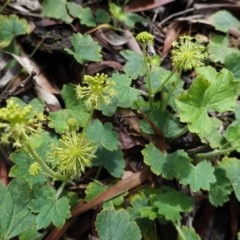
[173,222,186,240]
[56,182,66,199]
[162,70,181,111]
[83,107,94,133]
[195,145,240,159]
[169,125,188,142]
[153,71,175,95]
[22,134,67,181]
[142,43,154,109]
[0,0,11,12]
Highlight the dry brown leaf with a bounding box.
[9,52,61,108]
[124,0,174,12]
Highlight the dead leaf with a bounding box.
[86,61,123,75]
[9,51,61,108]
[124,0,174,12]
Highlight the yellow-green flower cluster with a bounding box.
[136,31,154,45]
[171,35,208,71]
[0,99,45,147]
[29,162,41,176]
[76,73,115,110]
[49,132,97,177]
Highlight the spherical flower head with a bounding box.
[171,35,207,71]
[67,117,79,131]
[0,99,45,147]
[49,132,97,177]
[76,73,115,110]
[136,31,154,45]
[29,162,41,176]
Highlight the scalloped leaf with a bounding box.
[28,185,71,229]
[210,10,240,33]
[42,0,72,23]
[176,66,239,135]
[67,2,96,27]
[49,84,89,133]
[209,168,232,206]
[0,179,36,239]
[96,209,141,240]
[93,147,125,178]
[0,14,31,48]
[121,50,146,79]
[86,120,120,151]
[65,33,102,64]
[180,160,216,192]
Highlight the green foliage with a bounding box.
[96,208,142,240]
[140,109,182,138]
[207,35,239,63]
[0,180,36,239]
[142,143,191,180]
[42,0,72,23]
[9,149,48,187]
[109,72,141,108]
[210,10,240,33]
[219,157,240,201]
[67,2,96,27]
[49,84,89,133]
[0,14,31,48]
[4,3,240,239]
[93,147,125,178]
[86,120,119,151]
[179,226,201,240]
[28,185,71,229]
[176,66,239,135]
[121,50,146,79]
[65,33,102,64]
[224,53,240,79]
[209,168,232,206]
[109,3,146,28]
[179,160,216,192]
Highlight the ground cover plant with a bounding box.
[1,0,240,239]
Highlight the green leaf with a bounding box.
[153,188,193,222]
[85,182,107,202]
[180,160,216,192]
[67,2,96,27]
[207,35,239,63]
[9,149,48,187]
[86,120,119,151]
[209,168,232,206]
[142,143,191,180]
[176,66,239,135]
[29,185,71,229]
[219,157,240,201]
[109,73,141,108]
[150,67,178,94]
[0,14,31,48]
[96,9,111,23]
[224,53,240,79]
[65,33,102,64]
[180,226,201,240]
[19,228,43,240]
[93,147,125,178]
[140,109,183,138]
[49,84,89,133]
[121,50,146,79]
[96,209,141,240]
[109,3,146,28]
[42,0,72,23]
[0,179,35,239]
[210,10,240,33]
[225,120,240,151]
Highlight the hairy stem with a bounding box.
[23,134,67,181]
